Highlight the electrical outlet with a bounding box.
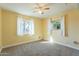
[73,41,79,44]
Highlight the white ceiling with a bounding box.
[0,3,78,18]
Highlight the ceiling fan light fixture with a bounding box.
[38,11,44,14]
[34,3,50,15]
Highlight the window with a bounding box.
[51,20,61,30]
[17,16,34,36]
[24,20,34,35]
[48,16,65,36]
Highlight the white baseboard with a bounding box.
[2,39,79,51]
[54,41,79,51]
[2,39,41,49]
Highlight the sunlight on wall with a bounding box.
[40,36,54,44]
[48,36,54,43]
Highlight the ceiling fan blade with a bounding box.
[33,4,50,14]
[35,3,49,8]
[35,7,50,10]
[44,7,50,10]
[38,3,48,7]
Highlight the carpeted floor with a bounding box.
[1,41,79,56]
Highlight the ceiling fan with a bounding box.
[33,3,50,14]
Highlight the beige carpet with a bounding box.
[1,41,79,56]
